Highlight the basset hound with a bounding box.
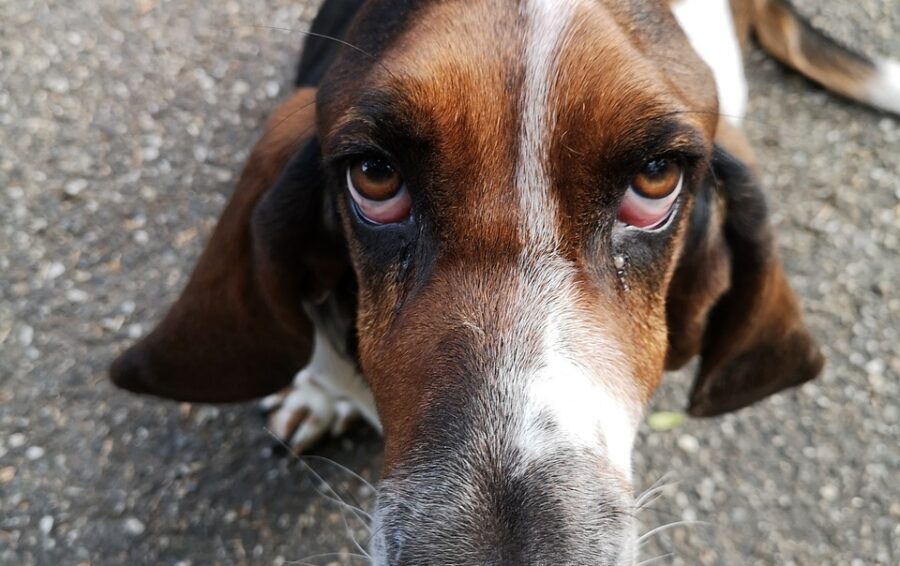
[110,0,899,562]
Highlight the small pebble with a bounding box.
[124,517,146,536]
[820,484,840,502]
[64,179,88,196]
[0,466,16,484]
[142,146,159,162]
[864,358,885,376]
[677,434,700,453]
[18,326,33,347]
[26,446,46,460]
[65,289,89,303]
[45,261,65,280]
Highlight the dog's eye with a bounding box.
[346,157,412,224]
[617,158,683,230]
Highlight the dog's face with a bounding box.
[111,0,823,563]
[318,1,716,560]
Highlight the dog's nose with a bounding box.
[371,460,637,565]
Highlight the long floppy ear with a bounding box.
[665,135,824,417]
[109,88,349,402]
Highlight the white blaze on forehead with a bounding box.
[511,0,639,479]
[517,0,580,248]
[671,0,748,124]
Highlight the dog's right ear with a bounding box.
[110,88,349,402]
[665,130,824,416]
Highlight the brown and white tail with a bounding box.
[750,0,900,115]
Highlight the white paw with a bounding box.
[261,370,362,453]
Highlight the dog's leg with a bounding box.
[260,328,380,453]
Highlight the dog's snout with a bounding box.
[371,437,636,565]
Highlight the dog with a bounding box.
[110,0,898,562]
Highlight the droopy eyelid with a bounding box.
[322,139,392,165]
[618,118,708,168]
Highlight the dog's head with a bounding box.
[111,0,823,562]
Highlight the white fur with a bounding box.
[263,328,380,448]
[513,259,640,477]
[866,59,900,115]
[306,328,380,429]
[524,344,638,475]
[516,0,579,248]
[512,2,641,477]
[672,0,748,124]
[268,374,341,449]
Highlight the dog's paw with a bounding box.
[260,370,362,454]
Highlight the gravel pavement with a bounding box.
[1,1,897,564]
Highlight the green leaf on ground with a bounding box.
[648,411,686,432]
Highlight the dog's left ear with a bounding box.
[110,88,350,402]
[665,142,825,417]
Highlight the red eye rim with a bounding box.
[617,162,684,230]
[346,159,412,225]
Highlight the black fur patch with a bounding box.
[295,0,367,87]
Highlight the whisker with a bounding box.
[265,428,374,561]
[263,100,318,144]
[251,23,400,83]
[634,475,679,511]
[287,551,372,565]
[638,519,713,546]
[263,428,373,526]
[634,484,675,511]
[332,488,373,560]
[635,471,676,500]
[634,481,680,511]
[301,453,377,494]
[254,24,376,61]
[634,490,668,514]
[360,517,392,556]
[633,505,686,522]
[637,552,674,566]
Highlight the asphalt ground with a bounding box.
[0,0,897,564]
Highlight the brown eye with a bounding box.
[346,157,411,224]
[617,158,684,230]
[631,158,682,199]
[349,158,402,201]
